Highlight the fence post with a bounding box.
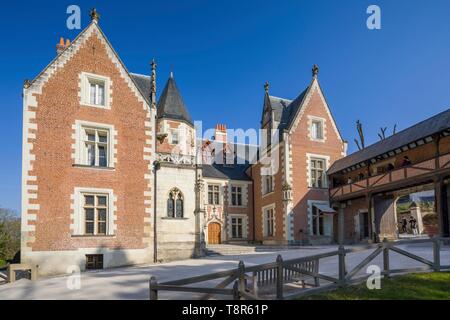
[433,236,441,272]
[149,276,158,300]
[276,255,284,300]
[338,245,346,286]
[232,280,240,300]
[238,260,246,293]
[383,238,390,278]
[252,271,259,298]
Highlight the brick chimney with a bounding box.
[215,124,227,143]
[56,37,71,55]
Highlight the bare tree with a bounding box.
[378,124,398,141]
[355,120,365,150]
[378,127,387,140]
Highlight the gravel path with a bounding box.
[0,243,448,300]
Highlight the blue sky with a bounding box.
[1,0,450,212]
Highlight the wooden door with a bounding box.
[208,223,221,244]
[360,212,370,240]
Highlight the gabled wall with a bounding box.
[21,23,155,275]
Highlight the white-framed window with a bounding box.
[83,193,108,235]
[84,128,109,167]
[89,80,105,106]
[73,187,115,236]
[231,217,243,239]
[311,120,324,140]
[80,72,111,109]
[170,129,179,145]
[75,121,115,169]
[208,185,220,205]
[231,186,243,206]
[264,207,275,237]
[263,175,274,195]
[310,158,327,188]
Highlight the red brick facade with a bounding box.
[21,22,154,274]
[252,80,347,244]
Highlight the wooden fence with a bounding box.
[149,237,450,300]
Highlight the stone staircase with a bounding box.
[204,244,317,256]
[205,244,258,256]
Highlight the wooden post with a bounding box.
[433,236,441,272]
[7,265,15,283]
[382,238,390,278]
[276,255,284,300]
[252,271,259,298]
[338,245,346,286]
[232,281,240,300]
[149,276,158,300]
[434,177,445,237]
[238,260,246,293]
[338,204,345,245]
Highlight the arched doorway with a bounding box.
[208,223,221,244]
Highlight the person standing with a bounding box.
[401,217,408,234]
[409,216,418,235]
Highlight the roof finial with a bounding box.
[312,64,319,78]
[264,81,270,94]
[150,59,157,105]
[170,71,174,79]
[90,8,100,23]
[24,79,31,89]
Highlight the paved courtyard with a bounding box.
[0,243,449,300]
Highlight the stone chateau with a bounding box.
[22,10,372,276]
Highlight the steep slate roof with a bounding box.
[202,164,252,181]
[328,109,450,175]
[130,73,151,103]
[201,142,257,181]
[157,75,193,126]
[264,88,309,133]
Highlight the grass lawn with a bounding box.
[304,272,450,300]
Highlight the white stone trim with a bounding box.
[283,137,294,241]
[228,183,248,207]
[289,79,343,143]
[71,187,116,236]
[228,214,249,239]
[204,179,227,206]
[79,72,113,109]
[306,153,331,188]
[73,120,117,167]
[307,115,326,143]
[21,87,38,254]
[26,23,152,112]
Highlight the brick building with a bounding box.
[21,12,347,275]
[251,67,347,245]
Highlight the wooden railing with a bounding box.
[330,153,450,200]
[149,237,450,300]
